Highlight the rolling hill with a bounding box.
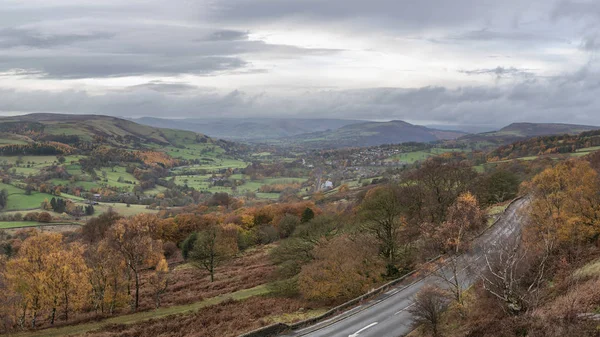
[458,122,600,147]
[265,120,466,148]
[133,117,364,141]
[0,113,222,149]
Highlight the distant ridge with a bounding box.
[133,117,364,140]
[458,122,600,146]
[269,120,466,148]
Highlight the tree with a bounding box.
[56,156,66,164]
[0,189,7,210]
[435,192,486,255]
[405,157,477,224]
[5,233,63,328]
[84,204,95,216]
[86,241,128,314]
[106,215,163,310]
[81,208,122,244]
[277,214,300,238]
[425,193,485,306]
[301,207,315,223]
[409,285,449,337]
[475,170,520,206]
[148,258,170,308]
[298,234,384,302]
[46,243,90,323]
[358,185,411,275]
[479,237,536,314]
[38,212,52,223]
[189,226,238,282]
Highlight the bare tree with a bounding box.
[479,234,549,314]
[409,285,450,337]
[433,256,473,306]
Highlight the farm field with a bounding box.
[0,183,56,211]
[388,148,466,164]
[171,174,307,199]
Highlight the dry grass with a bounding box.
[83,297,313,337]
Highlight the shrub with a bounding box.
[163,241,179,259]
[256,225,279,245]
[38,212,52,223]
[181,232,198,260]
[277,214,300,238]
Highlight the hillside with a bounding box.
[458,122,600,147]
[267,120,466,148]
[0,113,222,149]
[487,129,600,161]
[133,117,364,140]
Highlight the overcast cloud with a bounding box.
[0,0,599,128]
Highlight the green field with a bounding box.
[171,175,307,199]
[94,203,159,217]
[0,183,56,211]
[388,148,466,164]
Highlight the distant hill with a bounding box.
[459,122,600,146]
[133,117,364,140]
[268,120,466,148]
[487,128,600,161]
[0,113,225,149]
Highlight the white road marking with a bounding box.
[394,303,415,315]
[348,322,378,337]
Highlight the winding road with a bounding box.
[282,198,530,337]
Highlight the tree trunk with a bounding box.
[134,270,140,310]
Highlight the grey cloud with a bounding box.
[552,1,600,20]
[0,28,114,48]
[210,0,529,29]
[0,23,341,78]
[447,29,568,44]
[126,81,203,94]
[4,66,600,127]
[206,30,249,41]
[0,54,247,79]
[459,67,536,78]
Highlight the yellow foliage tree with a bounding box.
[298,235,384,303]
[527,160,600,248]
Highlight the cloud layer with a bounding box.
[0,0,599,128]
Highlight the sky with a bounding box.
[0,0,599,129]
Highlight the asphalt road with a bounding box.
[283,198,530,337]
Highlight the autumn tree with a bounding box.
[430,192,486,305]
[4,233,89,327]
[46,243,90,323]
[5,232,62,328]
[434,192,486,255]
[298,234,384,303]
[409,285,449,337]
[188,225,238,282]
[527,160,600,249]
[81,208,122,244]
[106,214,164,310]
[86,241,128,314]
[38,212,52,223]
[148,258,170,308]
